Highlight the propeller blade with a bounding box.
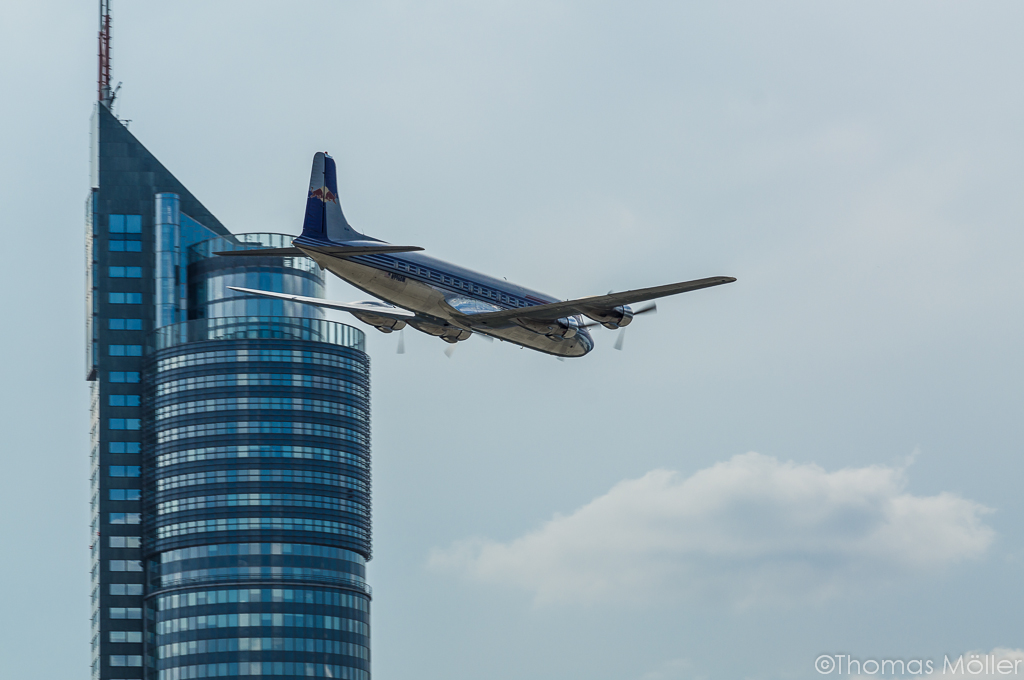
[614,329,626,351]
[444,343,457,359]
[396,330,406,355]
[634,301,657,316]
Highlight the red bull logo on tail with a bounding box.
[309,186,338,204]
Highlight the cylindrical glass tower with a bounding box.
[186,234,325,321]
[142,240,372,680]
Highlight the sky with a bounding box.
[2,1,1024,678]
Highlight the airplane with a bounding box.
[219,152,735,358]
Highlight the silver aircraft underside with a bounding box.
[306,248,595,358]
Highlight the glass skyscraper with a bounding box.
[88,102,372,680]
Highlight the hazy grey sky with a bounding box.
[3,2,1024,678]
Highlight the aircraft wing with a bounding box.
[227,287,416,319]
[464,276,736,324]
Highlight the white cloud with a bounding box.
[429,453,994,606]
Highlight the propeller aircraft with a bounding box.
[221,153,735,358]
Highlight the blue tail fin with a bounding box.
[300,152,367,242]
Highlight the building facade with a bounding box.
[88,102,372,680]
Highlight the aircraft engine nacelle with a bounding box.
[440,328,473,344]
[550,316,579,339]
[408,320,472,344]
[352,312,407,334]
[517,316,579,340]
[588,305,634,330]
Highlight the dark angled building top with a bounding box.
[88,99,372,680]
[87,103,231,380]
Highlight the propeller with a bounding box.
[445,331,491,358]
[633,301,658,317]
[612,302,657,351]
[396,329,406,355]
[442,329,493,358]
[580,301,658,329]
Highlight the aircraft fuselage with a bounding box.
[302,248,595,358]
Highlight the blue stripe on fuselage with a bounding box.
[351,251,559,312]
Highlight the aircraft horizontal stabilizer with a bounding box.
[216,242,424,258]
[214,247,308,257]
[227,287,417,319]
[464,276,737,324]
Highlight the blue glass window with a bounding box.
[109,654,142,666]
[109,442,141,454]
[157,586,369,611]
[109,418,141,430]
[109,630,142,642]
[157,516,366,540]
[159,662,364,680]
[108,214,142,234]
[109,513,141,525]
[109,371,140,383]
[109,318,143,330]
[108,293,143,304]
[108,345,143,357]
[109,560,143,571]
[109,559,143,571]
[109,395,140,407]
[109,489,141,501]
[109,537,141,549]
[157,611,367,635]
[109,608,142,620]
[109,466,142,477]
[109,266,143,278]
[160,542,365,565]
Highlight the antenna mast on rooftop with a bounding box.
[98,0,113,106]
